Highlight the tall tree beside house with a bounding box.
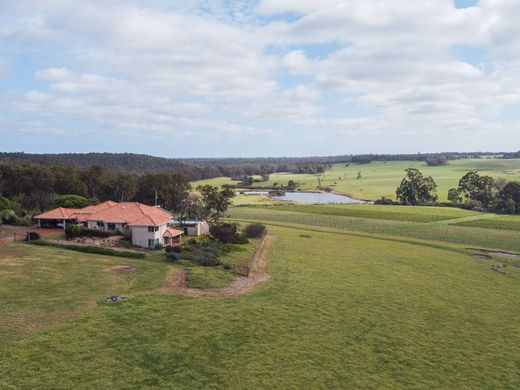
[167,173,192,217]
[396,168,438,205]
[102,171,139,202]
[197,184,235,222]
[457,171,498,208]
[136,172,173,206]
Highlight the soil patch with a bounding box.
[161,234,276,297]
[105,265,137,273]
[472,254,492,260]
[0,245,24,258]
[469,248,520,259]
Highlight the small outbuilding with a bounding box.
[171,220,210,237]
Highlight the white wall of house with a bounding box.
[86,221,124,232]
[131,223,168,248]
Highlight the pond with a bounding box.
[273,192,365,204]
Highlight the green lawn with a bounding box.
[250,158,520,201]
[191,176,239,188]
[2,224,520,388]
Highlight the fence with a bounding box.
[12,232,28,242]
[227,231,268,277]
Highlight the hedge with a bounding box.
[30,240,145,259]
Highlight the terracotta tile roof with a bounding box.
[89,202,172,226]
[35,207,81,220]
[163,227,184,237]
[36,201,172,227]
[71,201,119,221]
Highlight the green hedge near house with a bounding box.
[30,240,145,259]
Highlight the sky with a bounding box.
[0,0,519,158]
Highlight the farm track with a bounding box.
[161,234,275,297]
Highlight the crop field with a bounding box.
[247,158,520,201]
[229,205,520,253]
[254,203,479,223]
[452,215,520,232]
[2,224,520,388]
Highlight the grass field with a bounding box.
[2,224,520,388]
[228,205,520,253]
[247,158,520,201]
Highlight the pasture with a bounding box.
[2,223,520,388]
[249,158,520,201]
[2,198,520,388]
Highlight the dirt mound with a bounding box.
[105,265,137,273]
[162,234,276,298]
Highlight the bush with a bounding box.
[53,195,94,209]
[210,223,249,244]
[165,252,180,262]
[374,197,398,205]
[26,231,41,241]
[243,223,266,238]
[165,245,181,253]
[65,225,116,238]
[30,240,145,259]
[154,243,164,250]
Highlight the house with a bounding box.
[171,219,210,236]
[34,201,183,248]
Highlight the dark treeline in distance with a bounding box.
[1,151,516,179]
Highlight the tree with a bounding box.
[396,168,438,205]
[53,195,92,208]
[197,184,235,222]
[498,182,520,214]
[425,155,448,166]
[168,173,192,217]
[447,188,462,204]
[80,165,105,198]
[458,171,498,208]
[136,172,172,206]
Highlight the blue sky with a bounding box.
[0,0,519,157]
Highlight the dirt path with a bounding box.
[161,234,276,297]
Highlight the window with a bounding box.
[96,221,104,228]
[148,238,159,248]
[148,226,159,232]
[107,223,116,231]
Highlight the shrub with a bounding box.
[26,231,41,241]
[210,223,249,244]
[165,252,180,262]
[154,243,164,250]
[65,224,83,237]
[53,195,93,209]
[165,245,181,253]
[30,240,145,259]
[65,225,116,238]
[374,197,398,205]
[243,223,266,238]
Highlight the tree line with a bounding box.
[0,163,236,225]
[3,151,517,178]
[394,168,520,214]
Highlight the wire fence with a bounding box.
[227,231,268,277]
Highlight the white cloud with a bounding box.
[1,0,520,154]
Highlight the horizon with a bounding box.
[0,149,517,160]
[1,0,520,157]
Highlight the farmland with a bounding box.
[3,163,520,388]
[229,205,520,253]
[2,220,520,388]
[245,158,520,201]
